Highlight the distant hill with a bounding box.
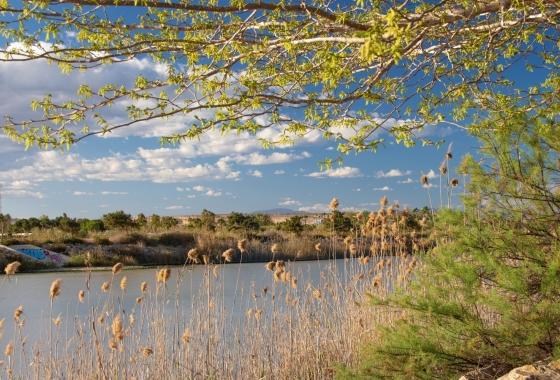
[251,208,308,215]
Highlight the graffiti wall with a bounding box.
[8,245,68,265]
[15,248,63,263]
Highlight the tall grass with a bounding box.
[0,203,423,379]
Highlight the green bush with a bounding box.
[338,116,560,379]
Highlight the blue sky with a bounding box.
[0,38,479,219]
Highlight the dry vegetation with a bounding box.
[0,198,423,379]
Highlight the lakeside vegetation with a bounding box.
[0,206,433,270]
[3,116,560,379]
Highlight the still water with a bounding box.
[0,259,363,342]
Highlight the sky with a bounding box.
[0,37,481,220]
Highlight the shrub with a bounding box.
[338,116,560,379]
[156,232,195,247]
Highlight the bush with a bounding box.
[338,116,560,379]
[156,232,195,247]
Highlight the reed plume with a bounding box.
[120,276,128,292]
[14,306,23,321]
[4,261,20,275]
[238,239,248,252]
[157,268,171,283]
[329,198,340,210]
[203,255,210,265]
[222,248,234,262]
[50,279,62,299]
[101,282,111,292]
[78,290,85,303]
[5,342,12,356]
[271,244,278,254]
[265,261,276,271]
[188,248,201,264]
[213,265,219,278]
[349,244,358,255]
[380,196,388,207]
[142,347,153,357]
[315,242,322,251]
[141,282,148,292]
[112,262,123,274]
[112,315,124,342]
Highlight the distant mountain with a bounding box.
[251,208,308,215]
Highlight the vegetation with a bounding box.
[338,116,560,379]
[3,114,560,378]
[1,0,558,166]
[0,203,423,379]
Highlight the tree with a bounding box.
[1,1,559,162]
[199,209,216,231]
[80,219,105,233]
[160,216,179,230]
[149,214,161,232]
[136,213,148,229]
[227,212,260,234]
[102,210,135,231]
[322,210,353,235]
[0,214,11,243]
[339,115,560,379]
[58,213,81,236]
[279,215,305,236]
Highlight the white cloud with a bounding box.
[2,181,46,199]
[341,207,362,212]
[375,169,412,178]
[221,151,311,165]
[185,187,191,191]
[99,205,109,208]
[205,190,222,196]
[279,198,302,206]
[274,170,285,175]
[193,186,207,191]
[176,187,184,192]
[0,151,241,185]
[373,186,393,191]
[307,167,363,178]
[187,195,195,198]
[354,188,361,192]
[298,204,331,213]
[326,147,334,150]
[422,184,439,188]
[248,170,263,178]
[3,189,46,199]
[74,191,94,195]
[101,191,128,195]
[360,202,379,206]
[165,205,183,210]
[398,178,416,184]
[425,170,439,179]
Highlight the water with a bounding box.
[0,259,362,343]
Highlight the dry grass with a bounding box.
[0,199,431,379]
